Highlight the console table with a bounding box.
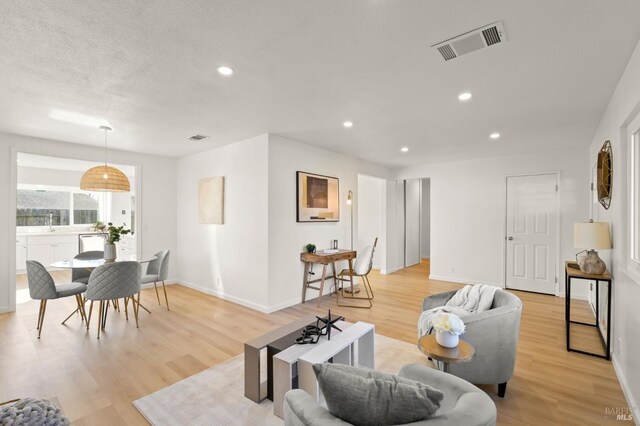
[297,321,375,407]
[271,320,354,418]
[564,261,612,360]
[300,249,356,307]
[244,315,317,403]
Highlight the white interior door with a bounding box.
[405,179,421,267]
[505,174,558,294]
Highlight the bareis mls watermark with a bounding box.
[605,407,634,422]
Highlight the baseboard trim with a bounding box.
[176,280,272,314]
[140,280,178,290]
[0,306,11,314]
[428,274,503,288]
[612,352,639,422]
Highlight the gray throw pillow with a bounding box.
[312,363,444,426]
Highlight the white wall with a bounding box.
[17,166,84,187]
[0,132,178,313]
[110,191,133,227]
[267,135,390,310]
[176,134,270,311]
[356,174,385,269]
[421,178,431,258]
[395,148,589,290]
[588,39,640,419]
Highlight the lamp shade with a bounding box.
[80,165,131,192]
[574,221,611,250]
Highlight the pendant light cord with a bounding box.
[104,127,108,167]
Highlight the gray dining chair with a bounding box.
[71,250,104,284]
[26,260,88,339]
[142,250,170,310]
[85,261,142,339]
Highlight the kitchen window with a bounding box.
[17,185,103,227]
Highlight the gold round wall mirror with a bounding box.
[597,140,612,210]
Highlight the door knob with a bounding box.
[507,236,514,241]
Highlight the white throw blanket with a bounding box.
[418,284,499,337]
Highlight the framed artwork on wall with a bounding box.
[198,176,225,224]
[296,171,340,222]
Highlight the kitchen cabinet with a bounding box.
[26,235,79,268]
[16,237,27,271]
[117,236,137,261]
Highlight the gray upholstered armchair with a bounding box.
[421,288,522,397]
[283,364,497,426]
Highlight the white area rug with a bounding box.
[133,334,429,425]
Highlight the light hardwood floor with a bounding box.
[2,261,629,425]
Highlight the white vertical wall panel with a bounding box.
[405,179,421,267]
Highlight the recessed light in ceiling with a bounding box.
[401,147,409,152]
[49,109,110,128]
[343,121,353,128]
[217,66,234,76]
[458,92,472,101]
[490,132,501,139]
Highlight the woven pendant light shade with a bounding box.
[80,165,130,192]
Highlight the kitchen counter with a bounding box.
[17,230,104,237]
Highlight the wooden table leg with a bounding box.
[331,262,338,294]
[302,262,310,303]
[348,259,355,294]
[317,264,327,308]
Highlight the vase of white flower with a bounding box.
[433,313,466,348]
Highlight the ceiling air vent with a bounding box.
[188,134,208,141]
[432,21,507,61]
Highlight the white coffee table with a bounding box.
[272,321,375,418]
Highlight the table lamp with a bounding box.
[573,220,611,274]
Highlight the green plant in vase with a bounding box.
[104,222,131,262]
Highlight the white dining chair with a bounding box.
[334,238,378,309]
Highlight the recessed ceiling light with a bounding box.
[401,147,409,152]
[343,121,353,128]
[458,92,472,101]
[490,132,501,139]
[217,66,234,76]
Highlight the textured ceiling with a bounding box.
[1,1,639,167]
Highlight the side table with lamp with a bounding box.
[566,220,612,359]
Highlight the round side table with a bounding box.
[418,334,475,373]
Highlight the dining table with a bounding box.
[50,255,158,322]
[50,255,157,269]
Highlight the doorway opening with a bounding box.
[385,178,431,276]
[14,152,137,306]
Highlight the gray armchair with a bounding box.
[283,364,497,426]
[86,261,142,338]
[71,250,104,284]
[142,250,170,310]
[422,288,522,397]
[26,260,88,338]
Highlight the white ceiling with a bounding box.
[1,1,639,167]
